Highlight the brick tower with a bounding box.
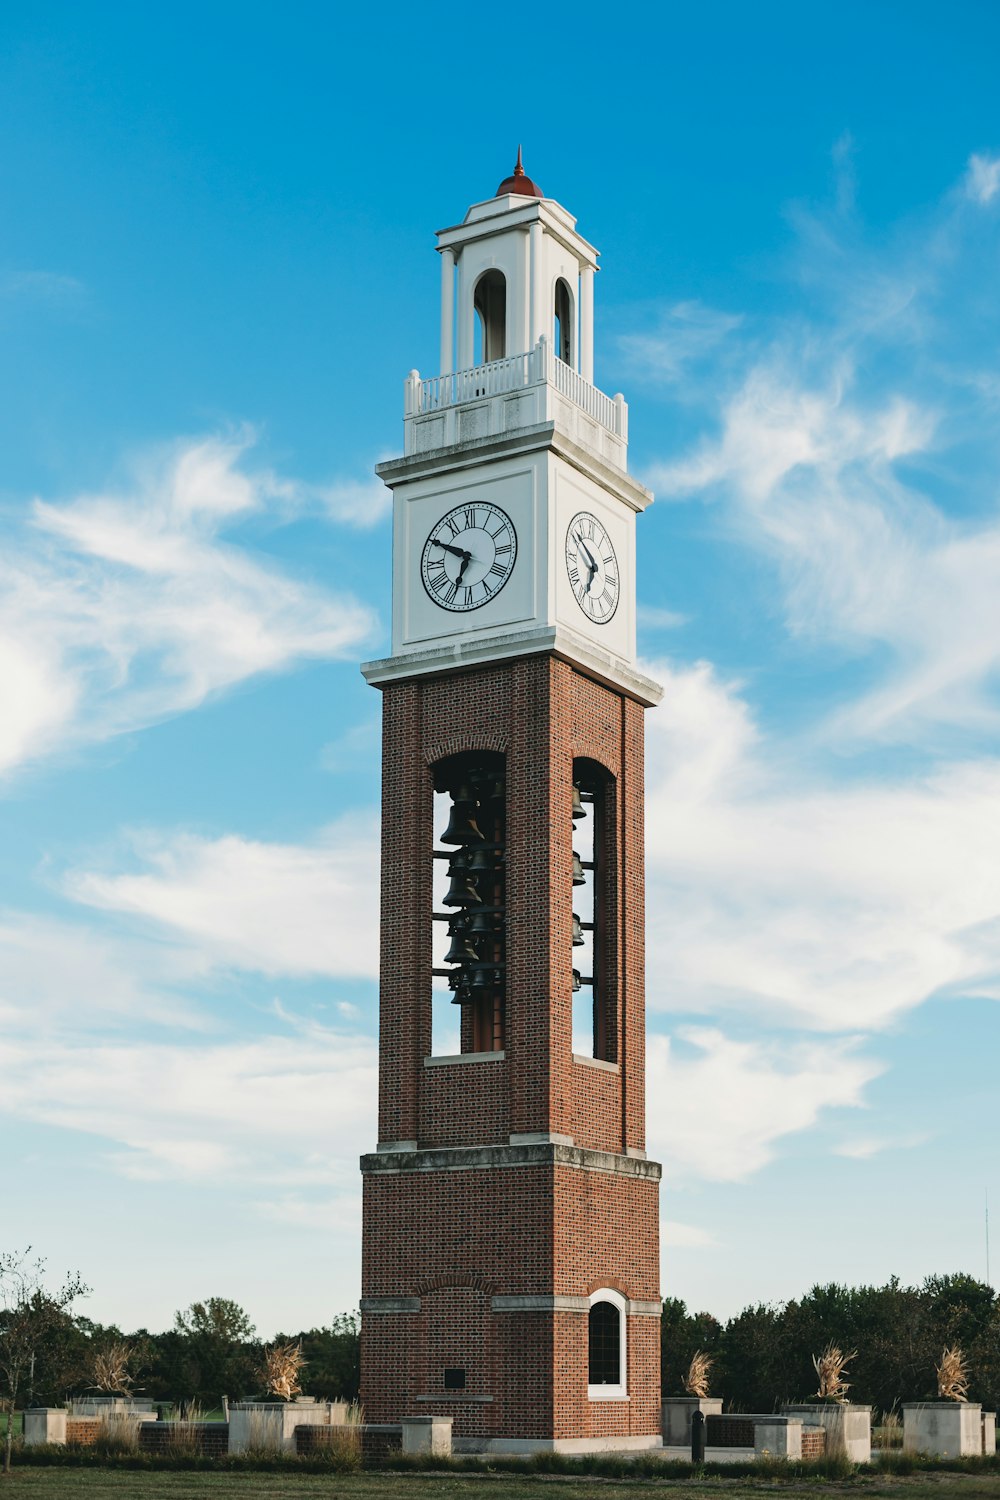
[360,157,663,1454]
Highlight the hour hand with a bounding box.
[432,540,472,562]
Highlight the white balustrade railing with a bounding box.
[405,338,626,439]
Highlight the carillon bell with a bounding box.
[467,845,495,875]
[468,909,496,938]
[571,784,585,820]
[443,852,481,906]
[441,801,485,845]
[470,966,495,992]
[571,851,586,885]
[571,913,584,946]
[572,969,582,992]
[444,924,480,964]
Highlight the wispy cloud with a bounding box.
[0,433,380,780]
[639,151,1000,743]
[65,816,380,981]
[643,657,1000,1033]
[965,153,1000,206]
[647,1028,880,1184]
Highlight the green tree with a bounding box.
[162,1298,259,1406]
[660,1297,722,1396]
[279,1314,360,1400]
[0,1250,89,1473]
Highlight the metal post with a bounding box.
[691,1408,706,1463]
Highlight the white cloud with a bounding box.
[643,658,1000,1032]
[0,433,379,779]
[966,153,1000,206]
[0,1025,377,1185]
[0,909,207,1032]
[618,300,742,386]
[320,477,391,528]
[661,1219,717,1249]
[65,815,380,981]
[647,1028,880,1184]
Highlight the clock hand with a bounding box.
[584,562,599,595]
[457,552,472,585]
[574,532,599,572]
[432,540,473,562]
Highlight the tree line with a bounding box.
[663,1273,1000,1413]
[5,1251,998,1418]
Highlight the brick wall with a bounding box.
[363,650,660,1444]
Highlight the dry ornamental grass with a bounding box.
[684,1350,713,1399]
[260,1341,305,1401]
[937,1345,970,1401]
[812,1342,857,1401]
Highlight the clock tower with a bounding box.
[359,155,663,1453]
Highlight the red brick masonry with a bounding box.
[362,653,661,1447]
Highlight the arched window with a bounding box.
[588,1289,627,1398]
[473,270,506,364]
[554,277,573,365]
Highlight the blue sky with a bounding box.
[2,1,1000,1336]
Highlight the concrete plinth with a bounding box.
[903,1402,983,1456]
[229,1399,343,1455]
[23,1409,67,1447]
[661,1396,723,1445]
[983,1412,996,1455]
[754,1417,802,1459]
[401,1416,453,1456]
[782,1403,872,1463]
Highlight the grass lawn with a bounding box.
[5,1473,1000,1499]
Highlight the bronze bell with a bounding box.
[470,966,494,992]
[467,845,495,874]
[571,784,585,820]
[571,912,584,946]
[572,969,582,992]
[443,852,481,906]
[441,800,485,845]
[571,851,585,885]
[468,908,496,938]
[444,922,480,965]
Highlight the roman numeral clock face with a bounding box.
[421,502,517,612]
[565,512,620,623]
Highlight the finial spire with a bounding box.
[495,148,542,199]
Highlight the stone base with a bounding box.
[782,1403,872,1463]
[229,1400,346,1455]
[455,1434,664,1455]
[661,1396,723,1446]
[23,1409,67,1447]
[903,1401,983,1457]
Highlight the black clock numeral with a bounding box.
[489,561,506,579]
[494,542,511,556]
[463,508,477,530]
[461,586,474,607]
[603,554,614,566]
[444,581,458,605]
[445,516,460,539]
[568,563,580,586]
[605,572,618,588]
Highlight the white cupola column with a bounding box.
[580,266,594,384]
[529,221,544,350]
[440,248,455,375]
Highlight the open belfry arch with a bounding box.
[360,154,664,1454]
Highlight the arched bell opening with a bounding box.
[473,269,507,365]
[571,757,616,1062]
[554,276,574,367]
[431,750,506,1055]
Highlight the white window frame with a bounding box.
[587,1287,627,1400]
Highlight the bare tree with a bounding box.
[0,1249,88,1473]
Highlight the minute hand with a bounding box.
[432,540,472,561]
[574,532,599,571]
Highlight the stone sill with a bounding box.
[424,1051,505,1067]
[416,1393,494,1404]
[573,1053,619,1073]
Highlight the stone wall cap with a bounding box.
[361,1141,662,1180]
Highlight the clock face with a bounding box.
[421,502,517,612]
[565,512,620,624]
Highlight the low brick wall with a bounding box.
[65,1419,99,1446]
[707,1416,754,1447]
[139,1422,229,1457]
[801,1428,826,1459]
[296,1422,402,1459]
